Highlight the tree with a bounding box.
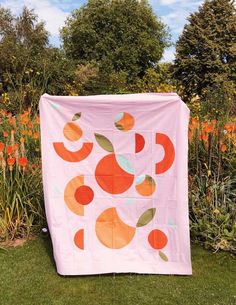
[173,0,236,114]
[61,0,170,93]
[0,6,75,112]
[0,6,49,75]
[0,6,49,110]
[130,63,176,93]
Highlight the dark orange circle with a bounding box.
[135,133,145,153]
[74,229,84,249]
[74,185,94,205]
[95,153,134,194]
[148,229,168,250]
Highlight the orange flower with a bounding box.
[0,142,5,152]
[20,115,29,125]
[27,122,33,129]
[7,112,12,119]
[9,117,16,127]
[0,110,6,117]
[191,118,199,128]
[220,144,227,152]
[6,146,13,155]
[33,132,39,139]
[20,137,25,144]
[224,124,231,132]
[201,133,208,142]
[7,157,15,166]
[211,119,217,125]
[3,131,8,137]
[18,157,28,167]
[224,123,236,133]
[21,130,27,135]
[205,124,214,133]
[13,143,18,151]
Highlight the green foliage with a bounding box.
[0,165,44,240]
[61,0,171,93]
[132,63,176,93]
[68,62,176,95]
[0,6,75,112]
[173,0,236,114]
[190,174,236,252]
[0,3,172,103]
[188,117,236,252]
[0,111,45,240]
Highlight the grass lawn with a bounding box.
[0,237,235,305]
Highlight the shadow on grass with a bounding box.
[40,233,57,271]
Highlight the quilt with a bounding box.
[39,93,192,275]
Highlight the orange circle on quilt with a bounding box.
[136,175,156,196]
[74,229,84,249]
[135,133,145,153]
[115,112,135,131]
[96,207,136,249]
[95,153,134,194]
[63,122,83,141]
[74,185,94,205]
[148,229,168,250]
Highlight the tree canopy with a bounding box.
[0,6,49,70]
[0,6,75,111]
[173,0,236,113]
[61,0,170,92]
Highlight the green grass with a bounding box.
[0,237,235,305]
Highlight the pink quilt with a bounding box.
[39,93,192,275]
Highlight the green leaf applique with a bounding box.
[72,113,81,121]
[94,133,114,152]
[159,251,168,262]
[136,208,156,227]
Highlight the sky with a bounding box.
[0,0,204,62]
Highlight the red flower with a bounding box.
[18,157,28,167]
[3,131,8,137]
[0,142,4,152]
[205,124,214,133]
[7,157,15,166]
[7,146,13,155]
